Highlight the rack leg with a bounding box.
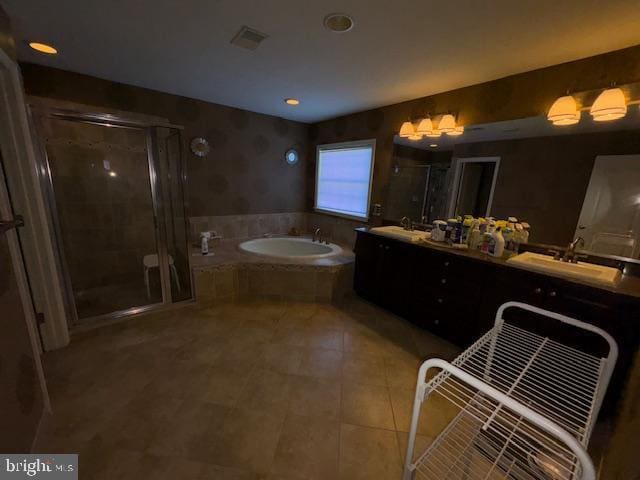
[403,365,430,480]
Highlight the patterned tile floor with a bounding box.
[35,298,462,479]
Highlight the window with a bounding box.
[315,140,376,220]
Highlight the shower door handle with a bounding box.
[0,215,24,234]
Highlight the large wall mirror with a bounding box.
[386,87,640,260]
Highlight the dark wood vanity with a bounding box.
[354,228,640,414]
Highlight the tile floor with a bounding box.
[35,298,461,479]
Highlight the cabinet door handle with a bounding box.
[384,246,390,250]
[533,287,542,294]
[549,291,557,297]
[440,278,447,284]
[444,261,450,267]
[437,298,444,304]
[378,244,383,248]
[434,319,440,325]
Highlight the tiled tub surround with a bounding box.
[192,236,355,304]
[189,212,367,248]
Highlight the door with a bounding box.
[575,154,640,258]
[36,115,166,322]
[0,152,50,452]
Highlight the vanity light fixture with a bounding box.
[29,42,57,54]
[408,134,422,141]
[399,121,416,138]
[447,126,465,136]
[284,98,300,106]
[590,87,627,121]
[416,117,435,136]
[547,95,580,125]
[425,129,441,138]
[438,114,456,133]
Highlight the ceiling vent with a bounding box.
[230,26,268,50]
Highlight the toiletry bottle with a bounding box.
[478,217,487,235]
[446,218,457,243]
[461,216,474,244]
[468,220,481,250]
[200,231,211,255]
[502,226,513,254]
[521,222,530,244]
[513,223,524,253]
[480,221,495,254]
[488,227,505,257]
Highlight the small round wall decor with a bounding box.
[190,137,210,157]
[285,148,299,165]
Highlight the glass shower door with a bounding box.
[41,117,163,320]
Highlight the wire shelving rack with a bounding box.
[403,301,618,480]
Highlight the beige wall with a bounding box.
[20,63,310,219]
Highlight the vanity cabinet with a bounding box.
[354,229,639,414]
[353,234,414,316]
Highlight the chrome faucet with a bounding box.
[313,228,322,243]
[400,216,413,231]
[563,236,585,263]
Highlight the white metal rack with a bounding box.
[403,302,618,480]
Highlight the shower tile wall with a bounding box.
[43,118,158,317]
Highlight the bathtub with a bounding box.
[238,236,342,259]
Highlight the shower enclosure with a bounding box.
[30,107,192,324]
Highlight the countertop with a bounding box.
[357,228,640,299]
[190,235,355,270]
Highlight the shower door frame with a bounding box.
[29,105,193,326]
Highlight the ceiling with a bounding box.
[5,0,640,123]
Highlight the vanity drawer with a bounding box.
[410,285,479,346]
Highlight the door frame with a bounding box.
[0,52,51,416]
[29,106,193,326]
[447,156,500,218]
[0,48,69,350]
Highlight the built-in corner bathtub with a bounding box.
[192,235,353,304]
[238,236,342,259]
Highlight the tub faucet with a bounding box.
[313,228,322,242]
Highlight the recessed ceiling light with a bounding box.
[324,13,354,33]
[430,144,438,148]
[284,98,300,106]
[29,42,57,54]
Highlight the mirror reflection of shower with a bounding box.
[386,142,453,224]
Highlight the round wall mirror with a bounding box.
[285,148,299,165]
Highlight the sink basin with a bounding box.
[370,226,430,243]
[507,251,622,286]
